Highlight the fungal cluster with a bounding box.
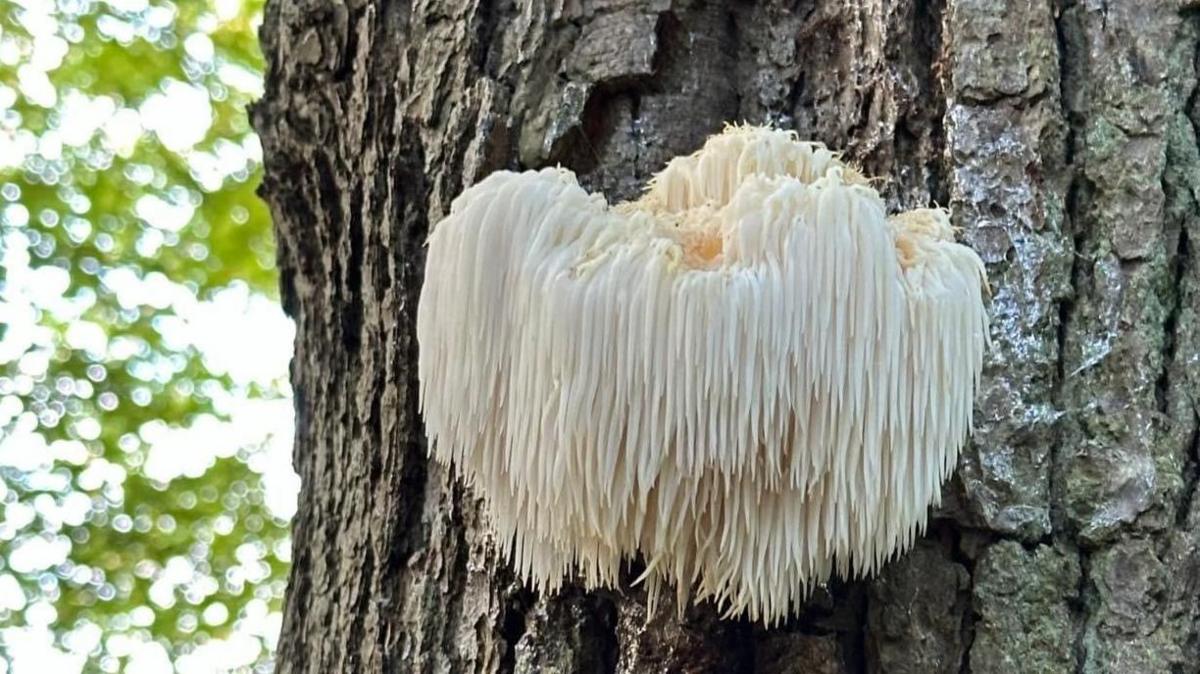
[417,125,989,624]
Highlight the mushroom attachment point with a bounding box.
[417,124,989,625]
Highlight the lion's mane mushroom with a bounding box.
[417,125,989,625]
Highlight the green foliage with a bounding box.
[0,0,289,671]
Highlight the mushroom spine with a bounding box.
[417,124,989,625]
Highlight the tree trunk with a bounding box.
[252,0,1200,671]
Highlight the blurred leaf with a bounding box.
[0,0,290,671]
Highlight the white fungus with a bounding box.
[417,125,989,625]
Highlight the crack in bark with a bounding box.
[1048,5,1093,672]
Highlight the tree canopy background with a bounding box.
[0,0,294,671]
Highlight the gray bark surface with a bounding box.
[252,0,1200,671]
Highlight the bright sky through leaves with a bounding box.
[0,0,294,671]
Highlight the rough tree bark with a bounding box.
[252,0,1200,671]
